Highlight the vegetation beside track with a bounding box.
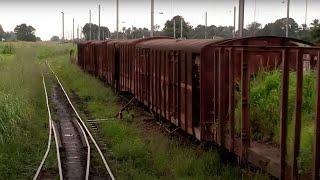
[47,45,267,179]
[235,70,316,174]
[0,43,49,179]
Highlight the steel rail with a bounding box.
[33,73,64,180]
[43,66,91,180]
[47,62,116,180]
[52,119,63,180]
[76,120,91,180]
[33,74,53,180]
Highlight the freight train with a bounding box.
[77,36,320,179]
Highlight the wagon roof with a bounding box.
[136,38,226,52]
[117,36,173,45]
[136,36,315,53]
[218,36,315,47]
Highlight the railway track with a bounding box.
[33,63,115,180]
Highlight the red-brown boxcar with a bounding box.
[104,40,122,89]
[94,40,113,80]
[135,36,315,141]
[117,37,173,93]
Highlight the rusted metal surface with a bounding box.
[313,51,320,180]
[117,37,173,93]
[280,49,289,180]
[77,36,320,179]
[95,41,111,80]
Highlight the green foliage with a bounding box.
[82,23,110,40]
[36,44,71,60]
[2,31,17,41]
[0,24,4,40]
[235,70,316,173]
[14,23,37,42]
[190,25,234,39]
[310,19,320,43]
[0,44,14,54]
[0,44,48,178]
[257,18,299,37]
[163,15,193,38]
[50,35,60,42]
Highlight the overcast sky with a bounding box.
[0,0,319,40]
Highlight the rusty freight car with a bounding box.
[135,36,319,178]
[104,40,121,89]
[117,37,172,93]
[95,40,112,80]
[77,41,91,70]
[77,36,320,179]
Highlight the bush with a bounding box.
[0,44,14,54]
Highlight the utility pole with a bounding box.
[180,17,183,39]
[61,12,64,41]
[116,0,119,39]
[151,0,154,37]
[89,10,92,40]
[233,6,236,38]
[72,18,74,42]
[238,0,245,37]
[253,0,256,36]
[77,25,79,41]
[304,0,308,29]
[205,11,207,39]
[80,26,83,40]
[98,4,101,40]
[173,18,176,38]
[286,0,290,37]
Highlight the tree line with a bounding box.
[112,16,320,44]
[1,16,320,43]
[0,23,41,42]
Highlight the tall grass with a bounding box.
[0,43,48,178]
[235,70,316,174]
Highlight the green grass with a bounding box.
[47,50,268,180]
[0,42,49,179]
[235,70,316,174]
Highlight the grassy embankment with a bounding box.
[0,42,48,179]
[46,44,267,179]
[0,42,71,179]
[235,70,316,174]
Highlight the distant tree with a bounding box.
[189,25,206,39]
[213,26,234,38]
[0,24,4,40]
[14,24,37,41]
[82,23,110,40]
[36,37,41,41]
[245,22,262,36]
[3,31,16,41]
[258,18,299,37]
[163,15,193,38]
[50,35,60,42]
[310,19,320,44]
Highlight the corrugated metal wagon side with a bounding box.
[95,40,111,80]
[105,40,121,90]
[117,37,172,94]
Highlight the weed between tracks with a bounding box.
[47,50,267,179]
